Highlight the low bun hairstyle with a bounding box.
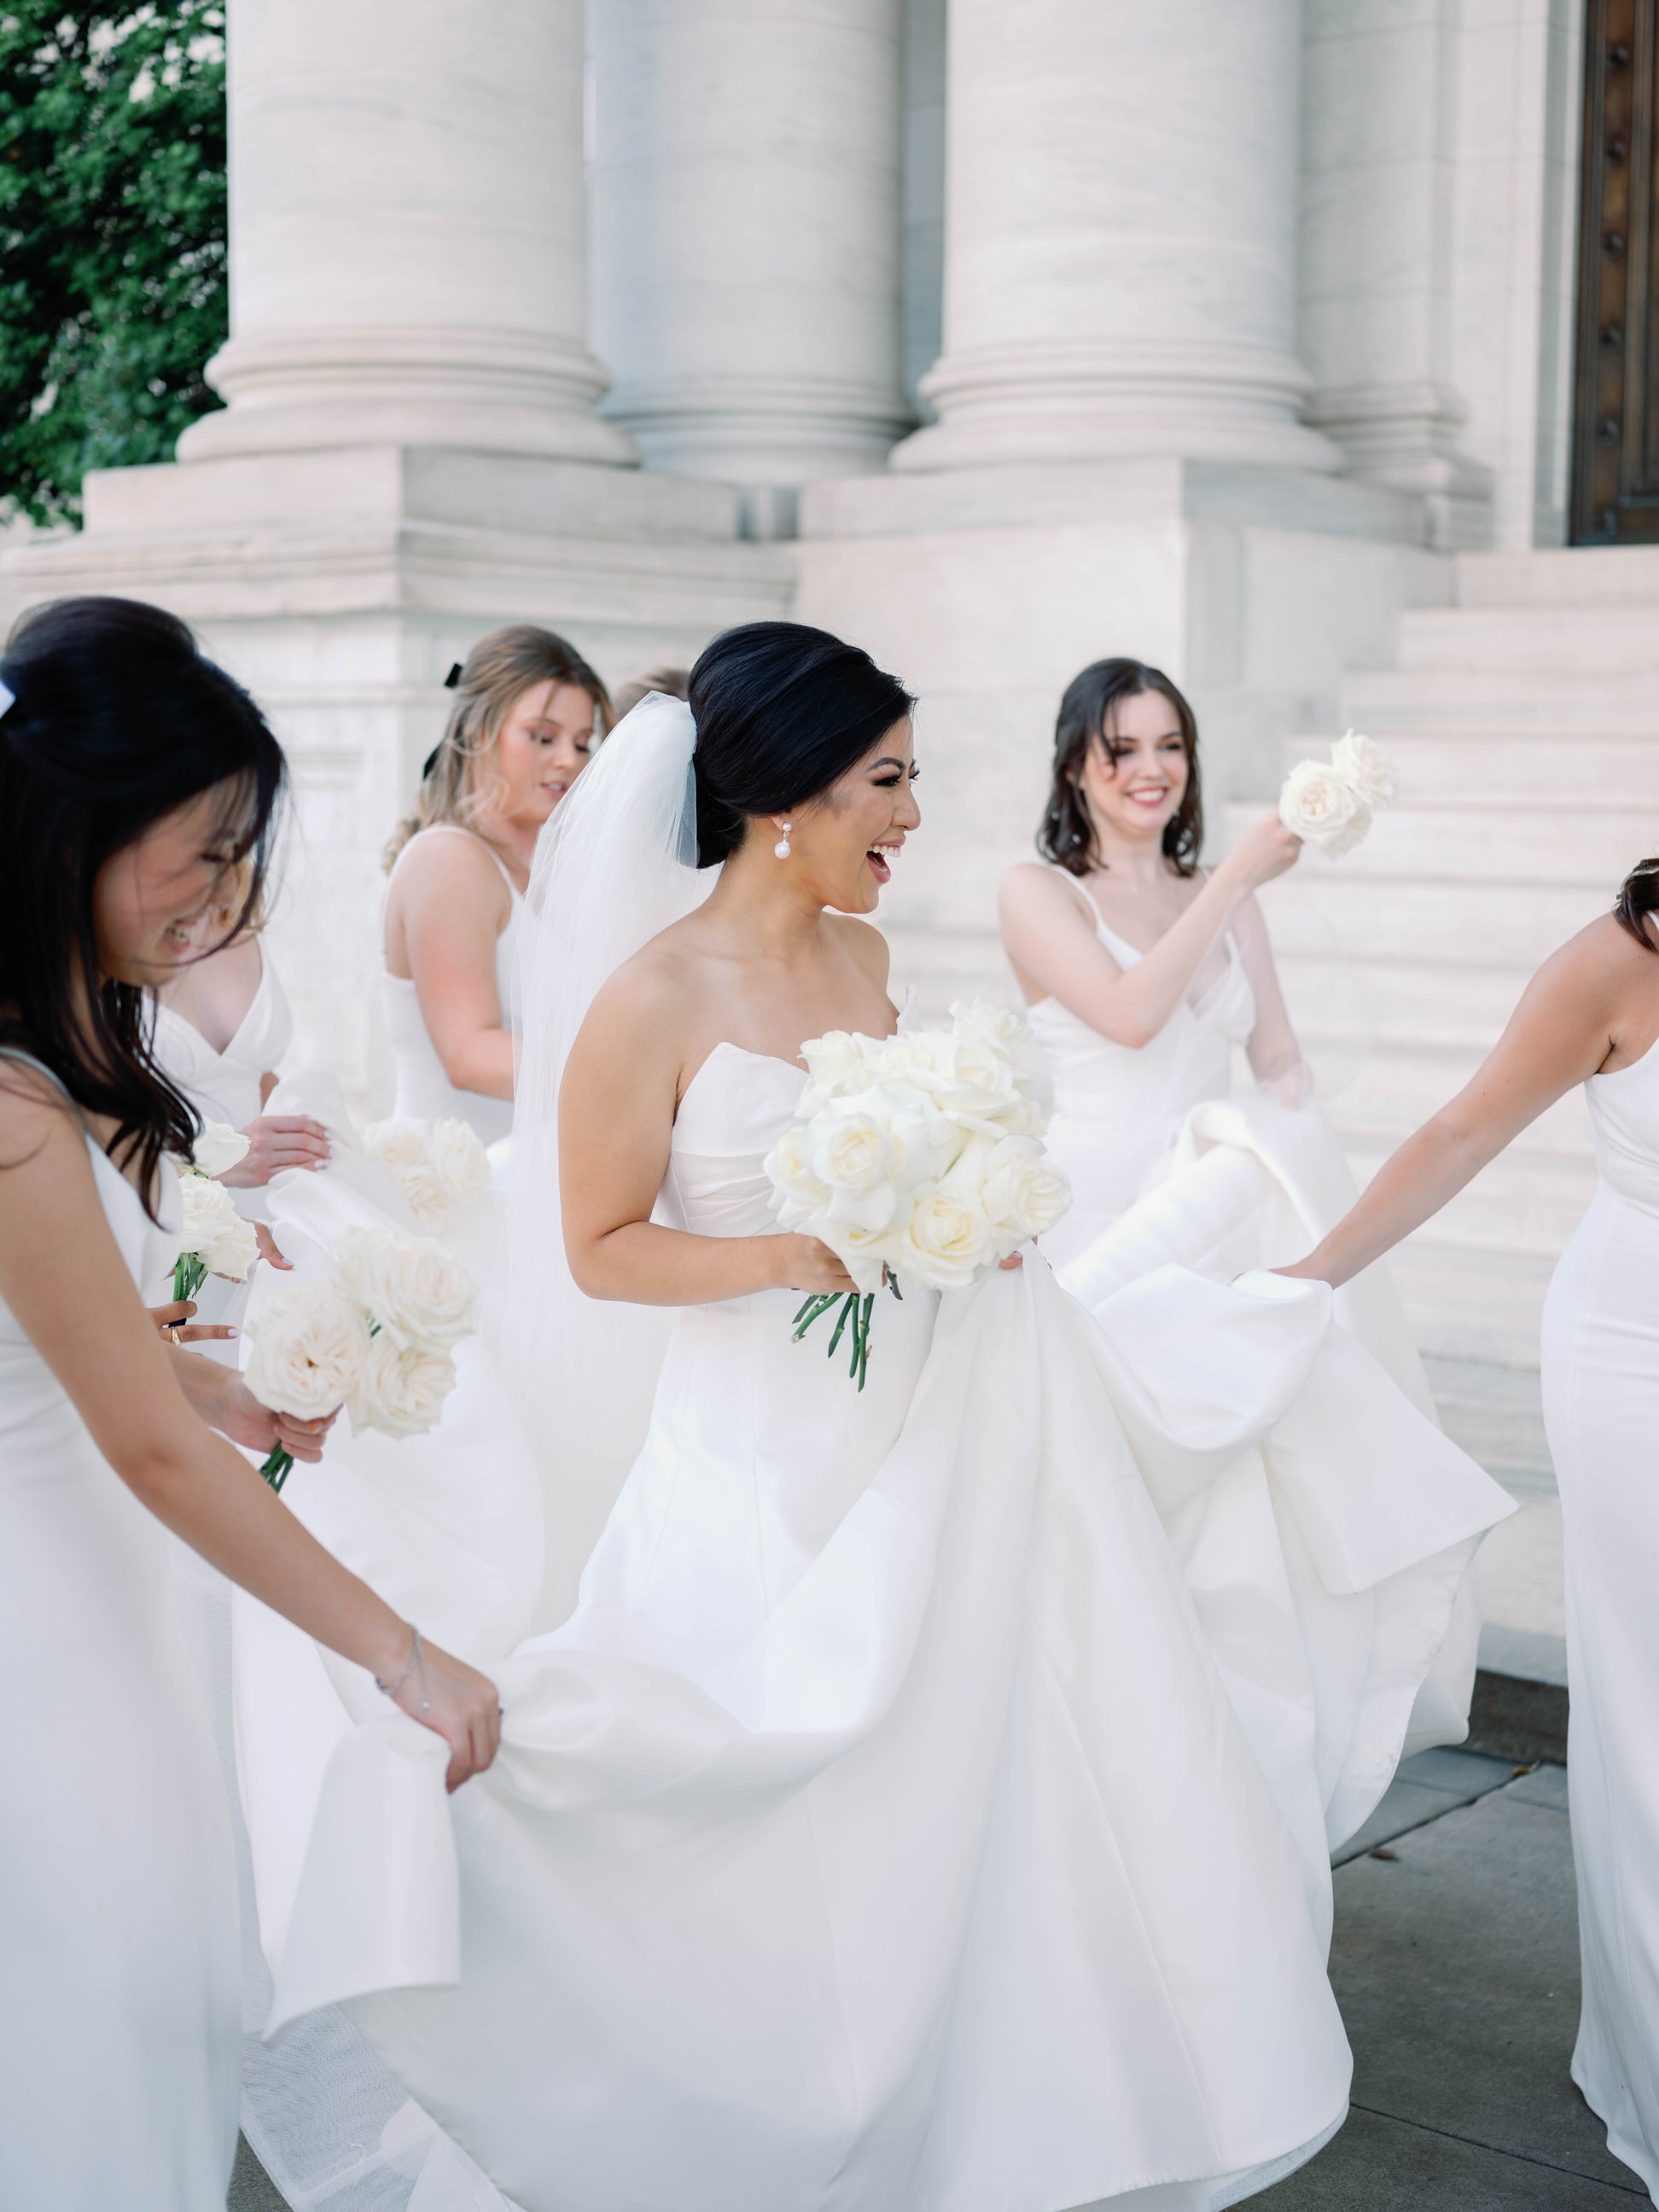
[1615,858,1659,952]
[687,622,915,869]
[1038,657,1202,879]
[0,596,285,1215]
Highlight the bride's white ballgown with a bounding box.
[234,1035,1512,2212]
[1542,1033,1659,2198]
[0,1053,239,2209]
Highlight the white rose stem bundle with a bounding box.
[242,1226,478,1491]
[1277,731,1398,857]
[765,1002,1071,1391]
[172,1123,257,1303]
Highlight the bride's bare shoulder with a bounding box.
[579,929,710,1061]
[824,912,891,987]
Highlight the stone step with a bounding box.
[1269,953,1538,1047]
[1229,797,1642,889]
[1342,667,1659,732]
[1339,1131,1596,1253]
[1329,1056,1593,1162]
[1456,543,1659,608]
[1283,730,1659,806]
[1399,603,1659,676]
[1254,871,1610,968]
[1386,1238,1554,1366]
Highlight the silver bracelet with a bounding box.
[375,1625,431,1714]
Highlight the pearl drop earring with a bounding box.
[773,821,792,859]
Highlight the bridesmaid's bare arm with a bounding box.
[1280,917,1649,1289]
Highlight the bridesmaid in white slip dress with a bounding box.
[1000,659,1306,1266]
[1279,859,1659,2202]
[381,626,613,1146]
[0,595,500,2211]
[231,632,1511,2212]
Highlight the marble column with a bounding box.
[591,0,911,520]
[894,0,1339,474]
[1297,1,1493,545]
[180,0,633,463]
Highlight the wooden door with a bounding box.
[1572,0,1659,544]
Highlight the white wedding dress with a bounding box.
[0,1052,240,2209]
[1542,1031,1659,2199]
[382,825,521,1147]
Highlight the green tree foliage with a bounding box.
[0,4,227,524]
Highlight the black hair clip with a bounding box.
[444,662,464,690]
[421,746,442,782]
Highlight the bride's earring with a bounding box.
[773,820,792,859]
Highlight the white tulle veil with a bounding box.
[500,692,716,1629]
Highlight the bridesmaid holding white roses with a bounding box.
[0,596,501,2212]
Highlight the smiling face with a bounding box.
[486,678,598,830]
[1072,686,1190,854]
[91,783,251,987]
[778,718,922,914]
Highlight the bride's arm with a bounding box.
[0,1091,502,1789]
[998,814,1301,1048]
[1279,918,1637,1289]
[561,963,855,1306]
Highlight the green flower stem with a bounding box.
[826,1293,857,1359]
[259,1446,294,1494]
[172,1253,207,1305]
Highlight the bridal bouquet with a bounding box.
[765,1001,1070,1388]
[1278,731,1397,857]
[362,1116,492,1230]
[242,1225,478,1491]
[172,1124,259,1302]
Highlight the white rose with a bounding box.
[190,1121,251,1178]
[1330,730,1396,808]
[178,1173,254,1279]
[950,998,1026,1060]
[979,1132,1072,1246]
[894,1173,993,1291]
[822,1220,901,1297]
[428,1118,492,1212]
[244,1282,370,1418]
[347,1333,457,1441]
[1278,760,1371,857]
[809,1101,899,1194]
[797,1031,876,1115]
[363,1120,448,1227]
[765,1123,830,1231]
[333,1225,478,1351]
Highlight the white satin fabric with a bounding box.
[382,827,522,1148]
[1543,1036,1659,2198]
[153,943,294,1224]
[0,1058,239,2209]
[237,1045,1512,2212]
[1058,1095,1501,1866]
[1028,882,1255,1266]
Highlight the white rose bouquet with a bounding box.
[242,1225,478,1490]
[765,1000,1070,1388]
[171,1125,259,1302]
[363,1116,492,1229]
[1278,730,1398,857]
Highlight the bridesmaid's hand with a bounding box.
[381,1630,504,1791]
[205,1370,339,1464]
[771,1234,859,1295]
[254,1221,292,1271]
[220,1115,331,1187]
[148,1297,236,1347]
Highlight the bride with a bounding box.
[240,622,1513,2212]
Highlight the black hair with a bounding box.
[0,596,286,1216]
[1615,859,1659,952]
[687,621,916,868]
[1037,657,1203,879]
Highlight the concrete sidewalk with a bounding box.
[1264,1748,1645,2209]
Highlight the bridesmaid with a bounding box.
[1278,862,1659,2201]
[381,626,612,1144]
[0,595,501,2211]
[152,872,329,1357]
[998,657,1303,1264]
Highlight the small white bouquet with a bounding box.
[172,1123,259,1302]
[242,1225,478,1491]
[363,1116,492,1230]
[765,1000,1070,1388]
[1278,730,1398,857]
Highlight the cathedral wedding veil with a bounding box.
[502,691,716,1628]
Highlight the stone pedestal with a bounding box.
[590,0,911,526]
